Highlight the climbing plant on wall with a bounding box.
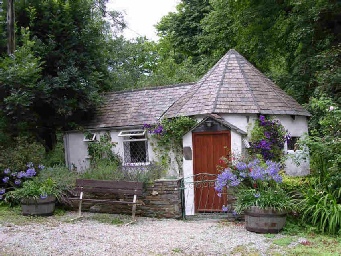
[248,115,290,163]
[143,116,197,175]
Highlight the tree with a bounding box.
[0,0,124,151]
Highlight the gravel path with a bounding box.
[0,212,286,256]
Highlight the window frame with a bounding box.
[119,129,149,165]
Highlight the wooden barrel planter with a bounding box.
[244,206,287,233]
[21,196,56,216]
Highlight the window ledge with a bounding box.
[123,162,150,167]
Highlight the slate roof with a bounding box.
[86,49,310,130]
[165,49,311,118]
[86,83,193,129]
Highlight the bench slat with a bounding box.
[74,187,143,195]
[76,179,143,191]
[69,198,139,204]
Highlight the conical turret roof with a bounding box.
[165,49,310,118]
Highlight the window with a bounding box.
[119,130,149,165]
[287,136,300,151]
[83,132,97,142]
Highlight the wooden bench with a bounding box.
[70,179,144,220]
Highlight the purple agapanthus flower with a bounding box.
[0,188,5,195]
[254,192,260,198]
[38,164,45,170]
[215,168,235,192]
[2,177,9,183]
[40,194,48,199]
[4,168,10,174]
[235,161,248,171]
[26,168,36,177]
[17,171,26,179]
[14,179,22,185]
[222,205,230,212]
[26,162,34,168]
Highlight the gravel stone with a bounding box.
[0,212,284,256]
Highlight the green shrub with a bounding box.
[36,165,77,191]
[43,140,65,167]
[299,186,341,235]
[0,136,45,171]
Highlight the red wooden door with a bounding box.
[192,131,231,212]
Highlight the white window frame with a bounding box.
[119,129,149,165]
[83,132,97,142]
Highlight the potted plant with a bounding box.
[6,177,61,216]
[215,158,294,233]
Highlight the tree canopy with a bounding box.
[0,0,126,150]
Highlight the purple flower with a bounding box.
[222,205,230,212]
[14,179,22,185]
[230,178,241,187]
[26,162,34,168]
[26,168,36,177]
[235,161,248,171]
[0,188,5,194]
[40,194,48,199]
[264,131,271,139]
[153,124,164,135]
[272,174,283,183]
[38,164,45,170]
[2,177,9,183]
[11,172,17,177]
[259,115,266,125]
[249,166,264,180]
[143,124,151,129]
[4,168,10,174]
[254,192,260,198]
[17,171,26,179]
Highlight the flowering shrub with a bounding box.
[0,162,44,200]
[215,158,293,213]
[249,115,290,162]
[143,116,197,170]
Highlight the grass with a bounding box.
[217,217,341,256]
[0,203,133,226]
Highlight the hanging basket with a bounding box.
[244,206,287,233]
[21,196,56,216]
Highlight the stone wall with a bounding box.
[139,179,182,218]
[69,179,183,219]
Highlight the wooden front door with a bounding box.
[192,131,231,212]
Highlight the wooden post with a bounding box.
[132,194,137,220]
[78,191,83,218]
[7,0,15,54]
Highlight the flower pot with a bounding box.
[21,196,56,216]
[244,206,287,233]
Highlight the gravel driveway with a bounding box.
[0,212,291,256]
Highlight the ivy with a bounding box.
[144,116,197,172]
[86,132,120,167]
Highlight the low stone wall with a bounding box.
[69,178,183,219]
[140,179,182,218]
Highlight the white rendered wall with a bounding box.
[182,114,310,215]
[64,129,158,172]
[64,132,91,171]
